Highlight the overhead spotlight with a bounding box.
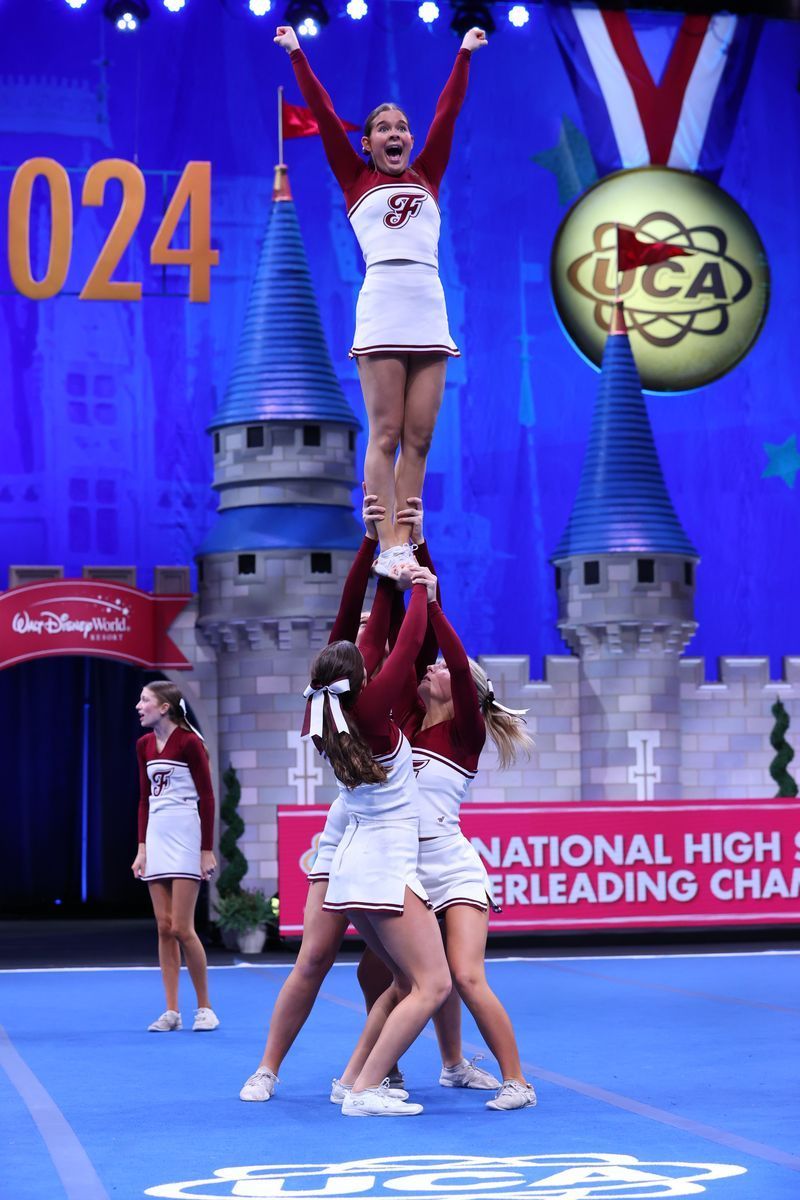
[346,0,368,18]
[449,1,494,38]
[508,4,529,27]
[163,0,186,10]
[284,0,328,35]
[249,0,272,13]
[104,0,150,29]
[65,0,90,9]
[418,1,439,22]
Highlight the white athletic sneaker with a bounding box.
[372,543,418,588]
[147,1010,182,1032]
[239,1067,279,1102]
[331,1077,409,1104]
[342,1080,423,1117]
[192,1007,220,1032]
[439,1055,501,1090]
[485,1079,538,1111]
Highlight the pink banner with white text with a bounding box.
[277,801,800,936]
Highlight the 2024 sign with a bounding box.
[7,158,218,302]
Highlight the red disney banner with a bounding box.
[277,801,800,936]
[0,580,191,671]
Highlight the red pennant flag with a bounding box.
[282,101,360,140]
[617,225,691,272]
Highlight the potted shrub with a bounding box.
[214,888,275,955]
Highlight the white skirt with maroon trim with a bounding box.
[307,795,349,881]
[323,815,430,915]
[350,262,459,358]
[141,804,202,883]
[417,831,493,913]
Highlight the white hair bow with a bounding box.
[303,678,351,740]
[485,678,528,718]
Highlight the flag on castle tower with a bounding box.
[617,225,691,272]
[282,98,359,139]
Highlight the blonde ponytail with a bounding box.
[468,659,534,769]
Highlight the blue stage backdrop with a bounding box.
[0,1,798,676]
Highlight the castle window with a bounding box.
[348,430,355,452]
[555,566,562,590]
[637,558,655,584]
[303,425,321,447]
[237,554,256,575]
[246,425,264,449]
[213,432,220,454]
[583,561,600,586]
[684,562,694,587]
[310,552,332,575]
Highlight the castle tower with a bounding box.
[552,304,699,800]
[196,164,361,891]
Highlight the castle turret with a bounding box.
[552,304,699,800]
[196,164,361,891]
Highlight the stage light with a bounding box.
[418,1,439,23]
[163,0,186,10]
[104,0,150,30]
[508,4,529,27]
[284,0,328,35]
[249,0,272,13]
[346,0,368,18]
[65,0,90,9]
[450,1,494,38]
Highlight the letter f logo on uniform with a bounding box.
[384,193,426,229]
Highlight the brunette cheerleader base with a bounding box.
[140,804,202,882]
[323,815,431,914]
[350,261,460,358]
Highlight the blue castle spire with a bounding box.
[209,167,359,431]
[553,304,696,559]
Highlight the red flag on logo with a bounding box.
[282,101,360,140]
[617,225,691,272]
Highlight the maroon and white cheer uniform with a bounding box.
[289,48,473,356]
[137,728,215,882]
[399,602,493,913]
[303,583,433,915]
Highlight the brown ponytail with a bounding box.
[468,659,534,770]
[307,641,388,790]
[144,680,210,758]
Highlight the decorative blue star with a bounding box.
[762,434,800,489]
[532,116,598,206]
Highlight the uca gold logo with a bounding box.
[551,167,769,392]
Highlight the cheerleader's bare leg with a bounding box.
[256,881,348,1074]
[358,353,407,551]
[170,878,212,1010]
[348,891,452,1091]
[442,904,529,1085]
[432,980,464,1066]
[394,354,447,523]
[148,880,181,1011]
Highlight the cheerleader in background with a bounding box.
[132,681,219,1034]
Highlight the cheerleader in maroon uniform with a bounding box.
[132,681,219,1033]
[274,23,487,582]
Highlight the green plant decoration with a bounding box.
[214,888,275,934]
[216,763,248,897]
[769,699,798,798]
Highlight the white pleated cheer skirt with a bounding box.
[351,261,459,358]
[323,815,430,915]
[141,805,202,882]
[307,797,349,881]
[417,831,493,913]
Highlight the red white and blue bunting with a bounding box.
[546,4,764,182]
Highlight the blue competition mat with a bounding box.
[1,952,798,1200]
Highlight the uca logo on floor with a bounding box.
[145,1152,747,1199]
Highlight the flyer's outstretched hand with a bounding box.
[275,25,300,53]
[461,27,488,52]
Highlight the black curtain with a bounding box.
[0,657,156,915]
